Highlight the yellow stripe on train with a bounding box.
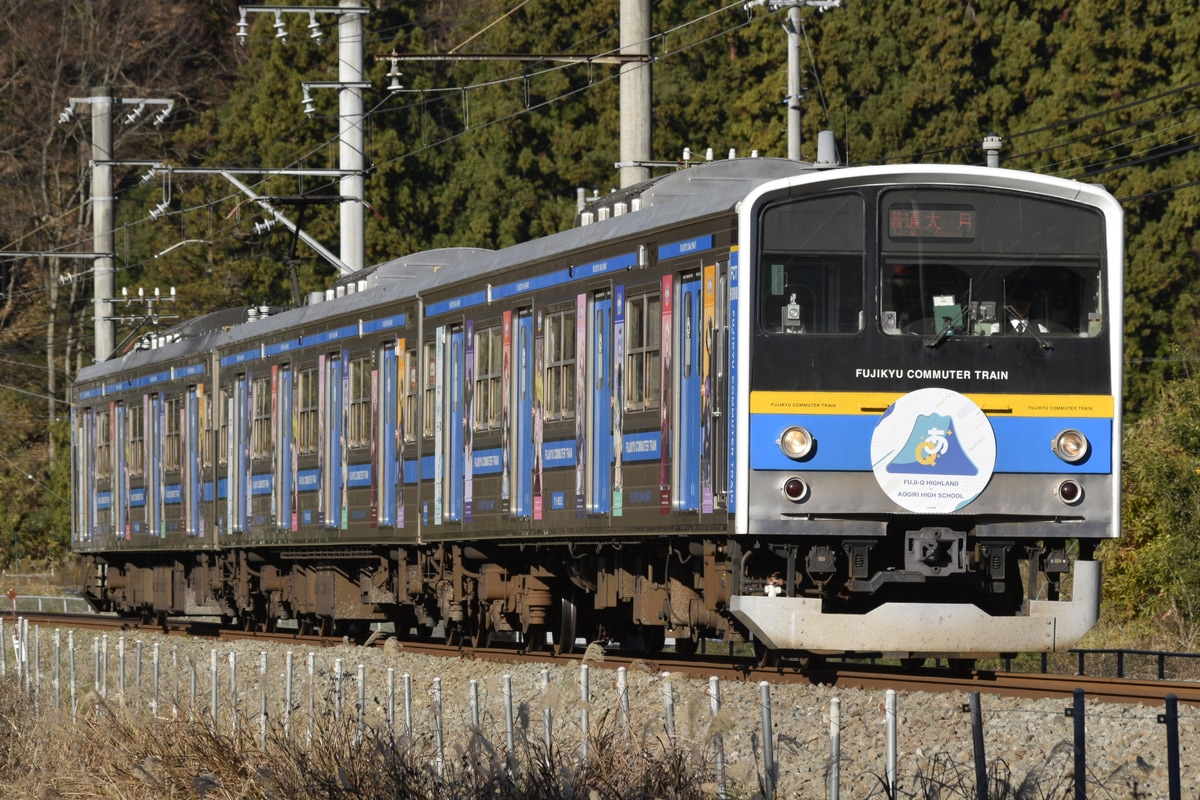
[749,391,1115,418]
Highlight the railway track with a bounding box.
[9,611,1199,706]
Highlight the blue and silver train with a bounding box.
[71,154,1123,661]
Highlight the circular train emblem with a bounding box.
[869,388,996,513]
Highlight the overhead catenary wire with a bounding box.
[9,0,1200,311]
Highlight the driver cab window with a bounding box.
[758,193,864,335]
[880,190,1105,338]
[882,262,1102,337]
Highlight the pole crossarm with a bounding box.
[375,52,652,65]
[220,171,353,276]
[303,81,373,90]
[240,5,366,15]
[61,96,173,127]
[0,252,115,260]
[105,161,360,178]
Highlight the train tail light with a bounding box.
[1055,479,1083,505]
[783,477,809,502]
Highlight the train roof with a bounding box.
[75,157,814,388]
[355,157,811,295]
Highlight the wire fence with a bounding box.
[1,616,1197,800]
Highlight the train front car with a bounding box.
[729,165,1123,661]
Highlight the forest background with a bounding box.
[1,0,1198,647]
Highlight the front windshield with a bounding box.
[880,189,1106,338]
[758,193,865,335]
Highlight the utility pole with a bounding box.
[59,91,173,362]
[339,0,366,274]
[619,0,651,188]
[239,2,369,273]
[745,0,840,161]
[93,89,114,364]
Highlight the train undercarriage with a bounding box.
[78,531,1093,659]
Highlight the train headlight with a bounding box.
[1051,429,1089,463]
[779,426,814,460]
[1055,479,1083,505]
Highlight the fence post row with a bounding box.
[4,624,1195,799]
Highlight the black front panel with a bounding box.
[753,186,1111,395]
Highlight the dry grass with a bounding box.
[0,676,1157,800]
[0,678,726,800]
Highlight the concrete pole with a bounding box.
[619,0,651,187]
[91,87,115,361]
[786,6,802,161]
[339,0,365,272]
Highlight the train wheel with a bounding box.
[471,605,492,649]
[754,639,781,669]
[899,657,927,670]
[947,658,975,672]
[672,633,698,657]
[799,654,827,671]
[521,624,546,654]
[640,624,665,657]
[554,593,578,656]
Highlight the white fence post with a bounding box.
[580,664,590,762]
[886,688,898,797]
[356,663,365,744]
[760,681,775,799]
[54,629,62,711]
[284,651,293,739]
[259,652,268,748]
[403,672,413,756]
[829,696,841,800]
[210,650,218,728]
[333,657,343,721]
[662,674,675,747]
[710,675,726,799]
[541,668,552,759]
[617,666,629,740]
[68,630,77,724]
[386,667,395,731]
[433,676,445,779]
[229,651,238,737]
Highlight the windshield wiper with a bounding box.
[925,319,953,349]
[1003,304,1053,350]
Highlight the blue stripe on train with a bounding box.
[748,413,1112,473]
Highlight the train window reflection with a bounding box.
[881,263,1103,338]
[880,188,1106,338]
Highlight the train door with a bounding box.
[277,367,292,532]
[514,309,534,518]
[589,292,612,514]
[676,272,702,511]
[114,401,126,540]
[447,325,465,522]
[231,376,247,533]
[186,386,201,536]
[150,391,163,537]
[433,327,445,525]
[380,343,399,527]
[706,263,729,512]
[326,354,344,530]
[72,406,86,542]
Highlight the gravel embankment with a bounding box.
[11,626,1200,798]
